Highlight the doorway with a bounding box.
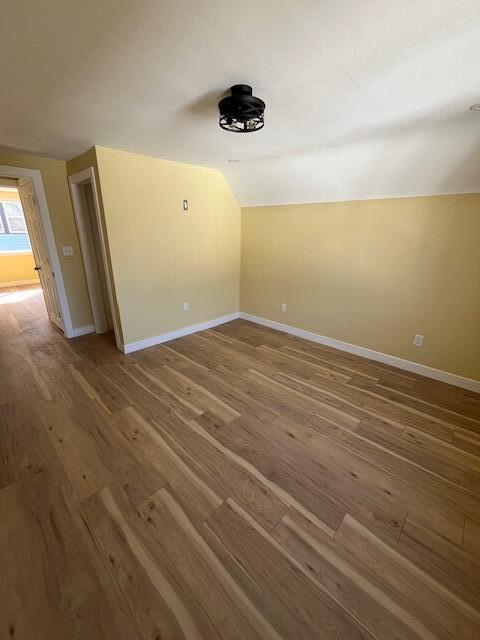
[0,167,73,335]
[68,167,120,346]
[0,181,38,288]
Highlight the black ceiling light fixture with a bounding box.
[218,85,265,133]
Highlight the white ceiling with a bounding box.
[1,1,480,205]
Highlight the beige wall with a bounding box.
[241,194,480,381]
[94,146,241,345]
[0,151,92,328]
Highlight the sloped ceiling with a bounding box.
[1,0,480,205]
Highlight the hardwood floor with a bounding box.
[1,285,480,639]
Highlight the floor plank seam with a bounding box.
[2,292,480,639]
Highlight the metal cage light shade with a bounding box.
[218,85,265,133]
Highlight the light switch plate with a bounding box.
[62,246,74,256]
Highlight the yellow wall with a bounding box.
[241,194,480,381]
[0,188,20,201]
[65,147,98,177]
[0,253,38,285]
[5,146,477,382]
[94,146,241,345]
[0,152,92,328]
[0,188,38,285]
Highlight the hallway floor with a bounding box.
[1,286,480,639]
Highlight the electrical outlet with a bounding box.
[183,302,189,312]
[413,334,424,347]
[62,245,73,256]
[281,302,287,313]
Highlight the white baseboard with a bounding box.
[123,312,241,354]
[239,312,480,393]
[0,278,39,288]
[70,324,95,338]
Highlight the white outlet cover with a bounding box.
[183,302,189,312]
[281,303,287,313]
[413,334,424,347]
[62,245,73,256]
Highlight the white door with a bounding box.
[17,179,64,330]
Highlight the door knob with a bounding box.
[34,266,41,271]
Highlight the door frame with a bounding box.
[68,167,121,348]
[0,164,74,337]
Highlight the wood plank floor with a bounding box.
[1,285,480,639]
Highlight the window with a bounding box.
[0,200,32,253]
[1,201,27,233]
